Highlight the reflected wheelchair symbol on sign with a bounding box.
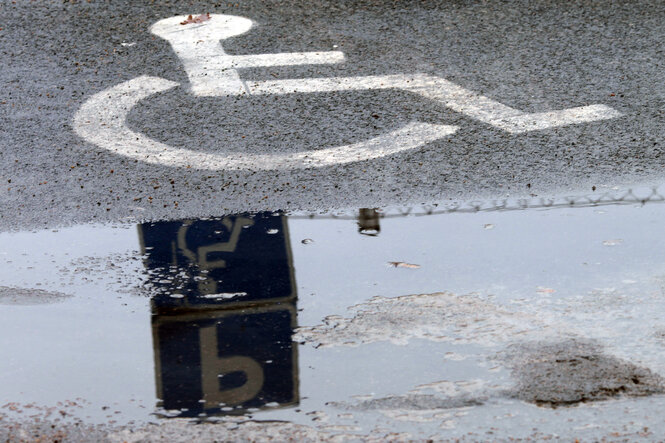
[74,14,622,170]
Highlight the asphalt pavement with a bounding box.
[2,0,664,231]
[3,1,665,441]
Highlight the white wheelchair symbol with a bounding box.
[74,14,622,171]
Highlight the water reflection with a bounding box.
[2,197,665,433]
[139,214,297,312]
[358,208,381,236]
[138,213,298,417]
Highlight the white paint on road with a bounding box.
[250,74,621,134]
[150,15,344,97]
[489,104,623,133]
[74,13,623,170]
[73,76,458,171]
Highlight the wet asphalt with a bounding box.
[1,0,664,231]
[3,2,665,439]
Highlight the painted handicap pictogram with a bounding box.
[74,14,622,171]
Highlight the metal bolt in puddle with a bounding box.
[3,188,665,439]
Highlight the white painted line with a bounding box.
[249,74,525,125]
[73,13,624,171]
[248,74,418,95]
[149,13,621,129]
[410,77,623,131]
[250,74,622,132]
[150,15,253,96]
[216,52,345,69]
[488,104,624,133]
[73,76,458,171]
[150,14,344,96]
[405,74,526,124]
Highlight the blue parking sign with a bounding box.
[152,304,298,416]
[140,213,299,416]
[138,213,296,313]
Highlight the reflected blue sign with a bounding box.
[139,213,298,417]
[139,213,296,313]
[152,305,298,416]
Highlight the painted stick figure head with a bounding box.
[150,14,253,42]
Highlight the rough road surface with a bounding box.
[2,0,664,231]
[3,1,665,442]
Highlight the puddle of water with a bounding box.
[4,187,665,438]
